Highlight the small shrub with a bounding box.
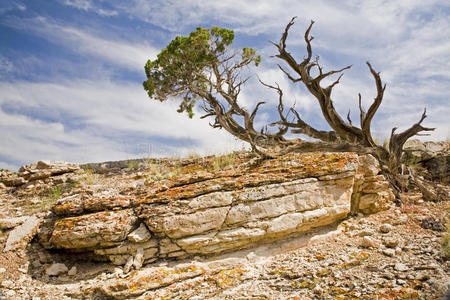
[78,169,102,185]
[49,186,63,201]
[127,160,141,170]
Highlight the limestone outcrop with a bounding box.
[403,139,450,183]
[37,152,394,268]
[0,160,80,190]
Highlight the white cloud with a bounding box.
[0,80,245,170]
[64,0,92,11]
[63,0,118,16]
[2,16,157,71]
[0,1,26,14]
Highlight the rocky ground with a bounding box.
[0,149,448,299]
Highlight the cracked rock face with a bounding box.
[38,152,394,265]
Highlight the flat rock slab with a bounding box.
[0,216,29,229]
[4,215,41,252]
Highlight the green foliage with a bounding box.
[143,26,260,118]
[49,185,63,201]
[127,160,141,170]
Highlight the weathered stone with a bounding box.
[45,263,68,276]
[167,251,187,258]
[357,155,380,177]
[4,215,41,252]
[0,216,29,229]
[359,190,394,214]
[127,223,151,243]
[382,248,396,257]
[132,248,144,269]
[36,151,394,265]
[362,179,390,194]
[162,207,229,238]
[380,223,393,233]
[0,173,26,187]
[159,238,181,254]
[123,256,134,273]
[225,195,296,225]
[68,266,77,276]
[384,237,399,248]
[94,240,157,255]
[54,195,132,215]
[266,213,304,234]
[361,236,381,248]
[50,209,137,249]
[188,191,233,209]
[394,262,408,272]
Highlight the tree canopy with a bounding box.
[144,26,259,119]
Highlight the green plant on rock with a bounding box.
[127,160,141,170]
[49,185,63,201]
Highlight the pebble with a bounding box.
[362,236,381,248]
[1,280,13,288]
[394,262,408,272]
[396,215,408,225]
[384,237,399,248]
[32,260,42,268]
[5,290,16,297]
[397,279,407,286]
[68,266,77,276]
[382,249,395,257]
[358,230,374,237]
[380,223,393,233]
[45,263,68,276]
[416,272,430,281]
[0,267,5,273]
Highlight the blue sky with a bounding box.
[0,0,449,170]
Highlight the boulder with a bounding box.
[50,209,137,249]
[38,152,394,265]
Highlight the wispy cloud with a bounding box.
[2,16,157,71]
[0,54,14,75]
[62,0,118,17]
[0,79,245,170]
[0,1,26,14]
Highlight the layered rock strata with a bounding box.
[0,160,80,190]
[38,152,394,267]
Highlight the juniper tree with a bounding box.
[143,18,438,200]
